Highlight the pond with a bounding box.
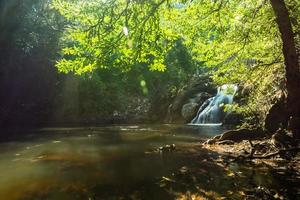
[0,125,298,199]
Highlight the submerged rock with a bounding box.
[159,144,176,152]
[145,144,176,154]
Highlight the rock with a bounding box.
[165,75,216,123]
[205,128,267,144]
[179,92,213,123]
[171,144,176,150]
[181,102,199,122]
[158,144,176,152]
[223,112,243,125]
[189,92,212,104]
[219,128,266,142]
[264,97,287,133]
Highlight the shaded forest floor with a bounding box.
[158,140,300,200]
[203,139,300,175]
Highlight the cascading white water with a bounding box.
[191,84,238,125]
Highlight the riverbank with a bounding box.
[163,140,300,199]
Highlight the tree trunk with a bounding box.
[269,0,300,122]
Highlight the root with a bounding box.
[231,145,300,162]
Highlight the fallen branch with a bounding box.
[161,176,176,183]
[249,147,300,159]
[230,147,300,161]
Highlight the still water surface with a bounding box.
[0,125,298,199]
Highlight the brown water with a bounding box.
[0,125,298,200]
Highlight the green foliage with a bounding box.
[234,64,285,127]
[165,0,283,83]
[50,0,288,82]
[12,0,297,123]
[161,0,298,126]
[52,38,198,121]
[51,0,179,74]
[0,0,62,59]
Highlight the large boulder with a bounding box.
[166,75,216,123]
[219,128,265,142]
[181,92,212,122]
[205,128,267,144]
[181,102,199,122]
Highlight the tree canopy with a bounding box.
[50,0,296,81]
[49,0,299,125]
[0,0,299,126]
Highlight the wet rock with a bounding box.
[165,75,216,123]
[145,144,176,154]
[181,102,199,122]
[159,144,176,152]
[179,92,212,123]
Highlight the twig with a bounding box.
[229,147,300,161]
[249,147,300,159]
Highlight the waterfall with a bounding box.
[190,84,238,125]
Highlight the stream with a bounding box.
[0,125,298,199]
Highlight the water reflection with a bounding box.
[0,125,201,199]
[0,125,298,199]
